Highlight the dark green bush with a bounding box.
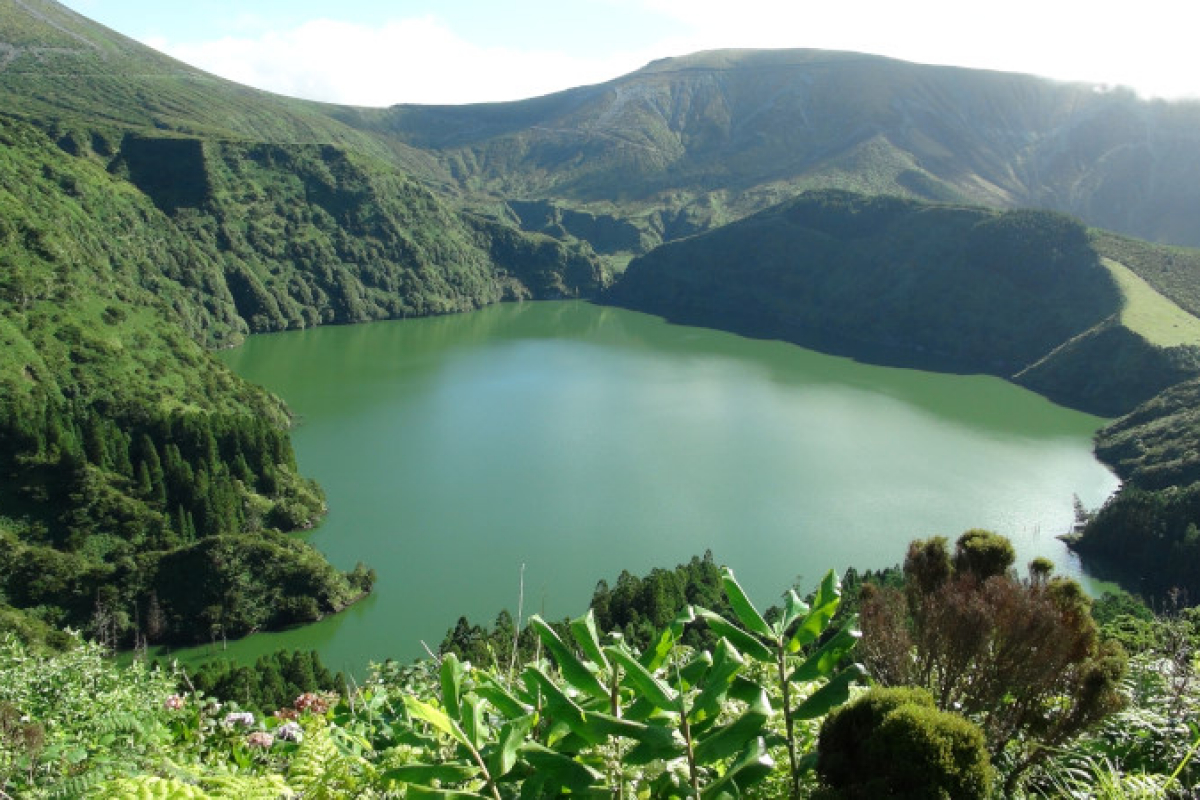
[816,687,993,799]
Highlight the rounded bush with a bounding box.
[816,687,993,799]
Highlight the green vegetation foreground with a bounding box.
[7,533,1192,799]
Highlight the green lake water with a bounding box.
[175,301,1118,676]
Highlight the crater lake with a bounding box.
[174,301,1119,675]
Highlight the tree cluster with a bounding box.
[185,649,343,717]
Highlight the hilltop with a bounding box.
[341,48,1200,254]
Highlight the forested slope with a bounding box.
[604,190,1200,416]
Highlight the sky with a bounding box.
[59,0,1200,107]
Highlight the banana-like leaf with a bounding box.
[460,693,485,751]
[519,742,604,791]
[788,620,861,684]
[689,638,746,726]
[792,663,866,720]
[693,687,771,764]
[570,610,609,672]
[679,650,714,690]
[440,653,466,722]
[700,737,775,799]
[694,607,773,662]
[587,714,682,758]
[640,605,695,671]
[604,645,676,710]
[721,567,773,639]
[403,695,472,750]
[488,712,536,778]
[728,675,763,704]
[622,724,687,765]
[474,672,531,719]
[382,762,479,785]
[779,589,810,636]
[405,786,489,799]
[522,666,588,728]
[523,666,683,757]
[787,569,842,652]
[529,615,608,701]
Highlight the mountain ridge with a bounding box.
[345,47,1200,250]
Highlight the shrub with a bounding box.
[816,687,993,799]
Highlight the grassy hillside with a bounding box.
[0,0,426,162]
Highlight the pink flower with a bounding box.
[245,731,274,748]
[163,694,185,711]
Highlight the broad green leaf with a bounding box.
[529,615,608,701]
[640,605,695,671]
[779,589,810,635]
[460,692,485,750]
[489,712,536,777]
[728,675,765,704]
[523,666,682,756]
[792,663,866,720]
[604,645,676,710]
[405,786,490,799]
[788,620,861,683]
[700,736,775,799]
[787,569,842,652]
[689,637,746,726]
[403,695,472,749]
[474,672,531,719]
[721,567,772,639]
[519,742,604,791]
[570,610,609,672]
[587,713,682,757]
[678,650,714,690]
[440,652,465,721]
[521,666,588,730]
[693,687,771,764]
[694,607,773,662]
[622,695,659,722]
[382,762,480,785]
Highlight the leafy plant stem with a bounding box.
[673,652,701,798]
[510,562,525,683]
[778,648,800,800]
[1166,731,1200,791]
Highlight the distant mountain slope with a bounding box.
[347,49,1200,249]
[604,190,1200,416]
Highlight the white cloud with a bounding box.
[142,1,1200,105]
[153,16,652,106]
[622,0,1200,100]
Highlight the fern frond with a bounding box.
[86,774,210,799]
[200,774,294,799]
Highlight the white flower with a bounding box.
[276,721,304,743]
[223,711,256,728]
